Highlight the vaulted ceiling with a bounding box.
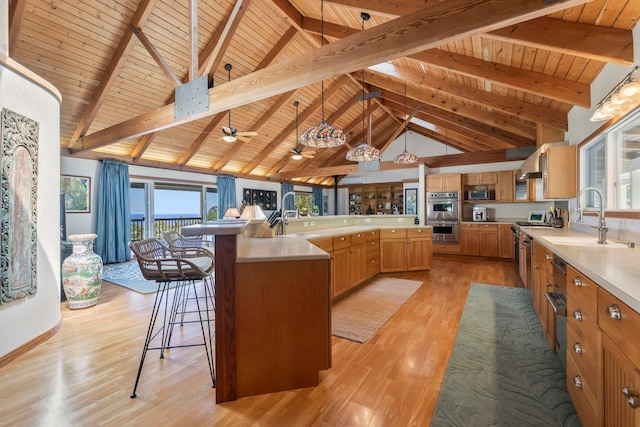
[7,0,639,186]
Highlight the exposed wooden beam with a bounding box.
[177,113,226,165]
[409,49,590,107]
[8,0,27,53]
[131,134,157,163]
[199,0,252,77]
[189,0,198,80]
[424,148,527,168]
[240,75,350,175]
[73,0,587,152]
[69,0,159,144]
[378,102,421,154]
[366,65,568,130]
[364,78,536,140]
[130,25,181,87]
[486,16,634,66]
[325,2,632,65]
[381,92,535,148]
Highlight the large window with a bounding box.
[129,181,218,240]
[581,108,640,211]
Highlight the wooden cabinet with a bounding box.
[432,242,461,254]
[348,183,404,215]
[567,265,602,426]
[601,335,640,427]
[332,246,351,299]
[365,230,380,279]
[463,172,497,186]
[496,171,515,202]
[541,144,576,199]
[380,227,432,272]
[460,223,497,257]
[348,242,366,289]
[497,224,515,259]
[427,173,461,191]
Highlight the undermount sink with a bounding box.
[542,236,629,248]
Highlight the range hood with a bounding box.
[517,142,568,180]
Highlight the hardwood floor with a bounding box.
[0,256,522,427]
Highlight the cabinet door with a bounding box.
[349,243,366,288]
[460,224,479,255]
[332,247,350,298]
[497,224,515,259]
[496,171,514,202]
[602,335,640,427]
[543,145,576,199]
[365,241,380,279]
[478,225,498,257]
[380,239,407,272]
[442,174,461,191]
[407,238,432,270]
[426,174,443,191]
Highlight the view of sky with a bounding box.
[130,186,218,218]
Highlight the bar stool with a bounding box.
[128,238,215,398]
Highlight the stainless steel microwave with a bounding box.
[468,190,493,200]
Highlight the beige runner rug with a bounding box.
[331,277,423,343]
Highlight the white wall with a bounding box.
[0,59,61,358]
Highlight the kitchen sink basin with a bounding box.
[542,236,629,248]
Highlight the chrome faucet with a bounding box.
[576,186,608,244]
[280,191,298,235]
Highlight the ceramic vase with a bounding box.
[62,234,103,309]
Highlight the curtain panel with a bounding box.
[218,175,237,218]
[96,160,131,263]
[281,183,294,211]
[312,186,323,216]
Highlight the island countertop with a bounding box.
[520,226,640,314]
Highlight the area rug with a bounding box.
[331,277,422,343]
[430,283,580,427]
[102,260,167,294]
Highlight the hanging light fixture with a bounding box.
[299,0,346,148]
[590,65,640,122]
[291,101,303,160]
[394,82,418,164]
[346,12,380,162]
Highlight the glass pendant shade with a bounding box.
[393,150,418,164]
[299,121,346,148]
[346,141,380,162]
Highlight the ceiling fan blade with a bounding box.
[222,126,234,135]
[236,131,258,137]
[235,135,252,143]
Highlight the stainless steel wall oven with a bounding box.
[427,191,460,243]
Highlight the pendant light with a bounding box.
[291,101,303,160]
[346,12,380,162]
[393,82,418,164]
[299,0,346,148]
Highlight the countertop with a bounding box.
[519,226,640,314]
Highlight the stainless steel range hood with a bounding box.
[517,142,568,180]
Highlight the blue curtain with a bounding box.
[218,175,237,218]
[281,182,294,211]
[312,186,323,216]
[96,160,131,263]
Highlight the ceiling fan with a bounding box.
[220,64,257,143]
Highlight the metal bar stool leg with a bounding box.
[131,280,170,399]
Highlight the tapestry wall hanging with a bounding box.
[1,108,39,305]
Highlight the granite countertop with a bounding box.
[520,226,640,314]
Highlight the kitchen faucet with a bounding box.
[280,191,298,235]
[576,186,608,244]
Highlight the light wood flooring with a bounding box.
[0,256,522,427]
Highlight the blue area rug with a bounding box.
[102,261,167,294]
[431,283,580,427]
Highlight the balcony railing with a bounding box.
[130,217,203,241]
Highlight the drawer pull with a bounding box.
[357,233,361,238]
[545,253,552,260]
[607,304,621,320]
[573,343,583,354]
[341,237,345,241]
[573,277,583,287]
[417,229,422,233]
[391,229,396,233]
[622,387,639,409]
[573,310,582,321]
[573,376,582,388]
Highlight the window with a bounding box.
[581,107,640,211]
[206,187,218,220]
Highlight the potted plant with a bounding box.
[310,205,319,216]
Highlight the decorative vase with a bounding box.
[62,234,103,309]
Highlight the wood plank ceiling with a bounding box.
[7,0,639,186]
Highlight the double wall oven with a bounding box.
[427,191,459,243]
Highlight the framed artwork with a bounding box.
[405,188,418,215]
[61,175,91,213]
